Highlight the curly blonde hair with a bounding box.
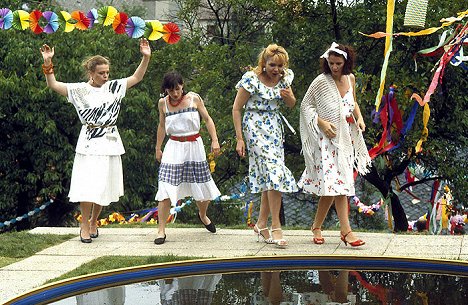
[81,55,110,79]
[253,44,289,76]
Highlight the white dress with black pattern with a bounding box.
[66,79,127,206]
[155,93,221,205]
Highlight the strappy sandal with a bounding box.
[254,224,273,244]
[341,231,365,247]
[271,228,288,248]
[312,227,325,244]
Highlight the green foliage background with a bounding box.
[1,0,466,229]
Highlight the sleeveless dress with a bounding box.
[298,76,357,196]
[236,70,298,194]
[155,93,221,205]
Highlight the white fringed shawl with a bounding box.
[299,73,371,175]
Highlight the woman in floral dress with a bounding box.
[233,44,298,248]
[298,42,371,247]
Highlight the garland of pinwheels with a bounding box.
[0,5,180,44]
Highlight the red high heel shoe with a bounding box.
[312,227,325,244]
[341,231,365,247]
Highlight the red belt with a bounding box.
[346,116,355,123]
[170,133,200,142]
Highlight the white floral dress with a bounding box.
[236,69,298,193]
[298,76,356,196]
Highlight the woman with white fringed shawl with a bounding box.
[298,42,371,247]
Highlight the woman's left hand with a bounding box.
[280,87,296,107]
[139,38,151,57]
[211,140,221,157]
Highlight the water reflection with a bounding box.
[50,269,467,305]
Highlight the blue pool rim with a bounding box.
[5,255,468,305]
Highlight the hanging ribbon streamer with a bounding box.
[0,199,53,229]
[373,0,395,111]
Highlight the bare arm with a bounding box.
[127,39,151,89]
[232,87,250,158]
[40,44,67,97]
[195,94,220,156]
[155,98,167,162]
[350,74,366,131]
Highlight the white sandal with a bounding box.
[254,224,274,244]
[271,228,288,248]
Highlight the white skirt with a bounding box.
[155,138,221,205]
[68,153,124,206]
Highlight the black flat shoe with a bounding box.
[198,213,216,233]
[154,235,166,245]
[80,230,92,243]
[90,228,99,238]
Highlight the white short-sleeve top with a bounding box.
[66,79,127,156]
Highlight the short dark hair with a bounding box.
[161,71,185,94]
[320,43,356,75]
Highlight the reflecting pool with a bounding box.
[7,256,468,305]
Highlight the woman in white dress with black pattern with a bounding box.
[39,39,151,243]
[154,71,221,245]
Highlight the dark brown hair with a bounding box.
[161,71,186,96]
[320,43,356,75]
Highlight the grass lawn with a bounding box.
[0,231,75,268]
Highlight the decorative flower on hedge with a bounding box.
[112,12,128,34]
[86,8,97,28]
[71,11,90,30]
[98,6,118,26]
[162,22,181,44]
[42,11,59,33]
[0,8,13,30]
[58,11,75,32]
[126,16,145,38]
[29,10,43,34]
[12,10,29,30]
[145,20,164,41]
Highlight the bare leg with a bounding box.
[267,190,285,243]
[89,203,102,235]
[334,270,350,303]
[335,195,360,242]
[312,196,334,240]
[195,201,211,225]
[157,199,171,238]
[261,272,282,305]
[79,201,93,239]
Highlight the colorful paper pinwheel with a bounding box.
[126,16,145,38]
[0,8,13,30]
[145,20,164,41]
[112,12,128,34]
[162,22,181,44]
[87,8,97,28]
[58,11,75,32]
[71,11,90,30]
[98,6,118,26]
[29,10,44,34]
[42,11,59,34]
[12,10,29,30]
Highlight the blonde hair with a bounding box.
[81,55,110,79]
[253,44,289,75]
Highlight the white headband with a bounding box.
[320,42,348,60]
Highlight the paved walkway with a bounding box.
[1,227,467,303]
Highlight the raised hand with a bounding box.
[40,44,54,64]
[139,38,151,57]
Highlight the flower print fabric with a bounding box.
[235,69,298,193]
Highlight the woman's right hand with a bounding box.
[40,44,54,64]
[318,118,337,138]
[155,149,163,162]
[236,138,246,158]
